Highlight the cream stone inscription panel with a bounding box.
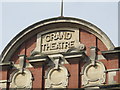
[41,31,74,52]
[34,28,80,54]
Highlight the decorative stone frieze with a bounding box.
[9,69,33,89]
[45,66,69,88]
[81,61,106,87]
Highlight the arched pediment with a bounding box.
[1,17,114,63]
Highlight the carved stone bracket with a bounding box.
[18,55,26,73]
[48,54,66,69]
[90,47,97,66]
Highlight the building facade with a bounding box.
[0,17,120,89]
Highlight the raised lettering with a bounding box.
[41,31,78,53]
[65,32,72,40]
[50,43,57,50]
[70,41,75,47]
[46,35,50,42]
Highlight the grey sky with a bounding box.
[0,1,119,53]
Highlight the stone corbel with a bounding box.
[18,55,26,73]
[48,54,66,69]
[90,47,97,66]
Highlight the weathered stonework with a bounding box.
[10,69,33,89]
[0,80,7,89]
[81,61,106,87]
[32,28,80,55]
[45,66,69,88]
[108,72,116,84]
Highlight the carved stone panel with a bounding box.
[10,69,33,89]
[45,66,69,88]
[33,28,80,54]
[81,61,106,87]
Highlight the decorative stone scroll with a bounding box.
[45,66,69,88]
[81,61,106,87]
[32,28,80,55]
[10,69,33,89]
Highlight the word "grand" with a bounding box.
[45,32,72,42]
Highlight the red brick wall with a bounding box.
[64,58,80,88]
[0,71,7,80]
[28,67,43,89]
[80,30,97,56]
[97,38,108,55]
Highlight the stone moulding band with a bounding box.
[0,80,8,83]
[27,51,86,63]
[104,68,120,73]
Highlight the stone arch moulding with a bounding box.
[1,17,114,63]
